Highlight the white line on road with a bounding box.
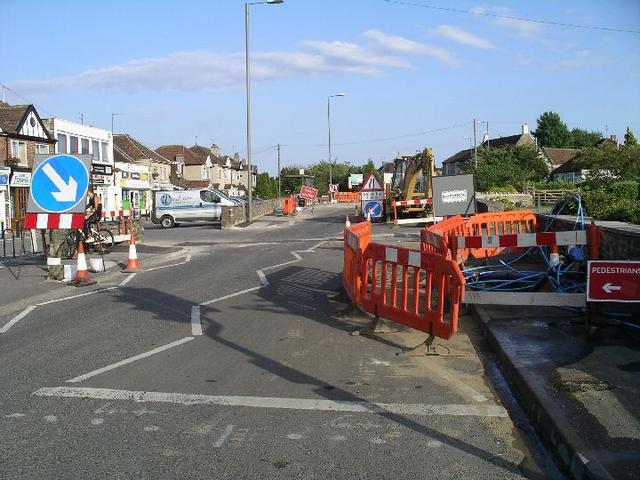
[0,306,37,333]
[119,273,137,287]
[256,270,269,286]
[66,337,195,383]
[199,286,262,306]
[213,424,235,448]
[191,306,202,336]
[36,287,119,306]
[32,387,508,417]
[144,255,192,272]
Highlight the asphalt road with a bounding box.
[0,205,561,479]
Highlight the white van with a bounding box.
[151,189,237,228]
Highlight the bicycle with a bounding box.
[56,222,115,260]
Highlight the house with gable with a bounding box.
[0,102,56,230]
[441,124,535,176]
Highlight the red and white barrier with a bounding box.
[455,230,587,250]
[392,199,433,207]
[24,213,84,229]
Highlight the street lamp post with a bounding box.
[111,113,124,134]
[327,93,344,203]
[245,0,283,221]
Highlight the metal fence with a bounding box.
[1,228,45,259]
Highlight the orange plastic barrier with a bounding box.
[465,211,537,258]
[282,196,297,215]
[334,192,361,203]
[421,215,467,262]
[359,244,465,340]
[343,220,371,304]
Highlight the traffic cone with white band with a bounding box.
[549,244,560,267]
[123,229,141,272]
[367,209,372,221]
[72,242,96,287]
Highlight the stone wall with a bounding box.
[476,192,534,207]
[221,198,282,229]
[537,214,640,260]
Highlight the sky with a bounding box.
[2,0,639,175]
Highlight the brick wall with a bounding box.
[220,198,282,229]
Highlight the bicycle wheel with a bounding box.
[94,229,114,255]
[56,231,78,259]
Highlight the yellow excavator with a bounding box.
[385,147,437,218]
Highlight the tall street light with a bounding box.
[327,93,344,203]
[245,0,283,222]
[111,113,124,134]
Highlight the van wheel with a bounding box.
[160,216,175,228]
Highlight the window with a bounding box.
[91,140,99,159]
[236,172,241,181]
[81,138,89,154]
[70,136,79,154]
[202,164,210,179]
[200,190,216,203]
[36,144,49,154]
[10,140,27,163]
[101,142,109,162]
[57,134,67,154]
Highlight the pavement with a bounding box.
[471,305,640,480]
[1,204,562,479]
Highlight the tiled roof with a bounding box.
[156,144,202,166]
[171,177,211,189]
[0,104,29,134]
[113,134,170,164]
[479,134,523,148]
[541,147,580,169]
[442,147,474,165]
[442,133,534,165]
[113,143,136,164]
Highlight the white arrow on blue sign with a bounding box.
[364,200,383,218]
[29,155,90,214]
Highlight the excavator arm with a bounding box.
[388,148,436,212]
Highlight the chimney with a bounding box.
[610,134,617,142]
[522,123,529,135]
[233,152,240,162]
[210,144,220,157]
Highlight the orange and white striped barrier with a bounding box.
[392,198,433,226]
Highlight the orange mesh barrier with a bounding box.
[359,244,465,340]
[464,210,537,258]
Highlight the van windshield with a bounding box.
[211,189,233,203]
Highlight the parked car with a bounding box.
[151,189,236,228]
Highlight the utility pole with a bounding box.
[277,143,281,199]
[79,113,84,124]
[473,118,478,167]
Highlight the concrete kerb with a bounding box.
[468,304,613,480]
[0,245,189,318]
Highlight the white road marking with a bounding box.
[4,413,26,418]
[286,433,303,440]
[200,286,261,306]
[33,387,509,417]
[144,425,160,432]
[144,255,192,272]
[369,437,386,444]
[119,273,136,287]
[37,287,119,306]
[43,415,59,423]
[0,306,37,333]
[91,418,104,425]
[213,424,235,448]
[256,270,269,286]
[66,337,195,383]
[331,435,347,441]
[370,359,391,366]
[191,306,202,336]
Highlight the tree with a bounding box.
[575,144,640,182]
[255,172,278,199]
[533,112,571,147]
[625,126,638,146]
[280,166,303,195]
[462,145,549,191]
[360,159,376,179]
[570,128,602,148]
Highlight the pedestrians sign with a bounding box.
[27,154,91,214]
[587,260,640,303]
[364,200,383,219]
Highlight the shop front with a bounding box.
[9,169,32,232]
[116,162,151,216]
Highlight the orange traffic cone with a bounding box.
[72,242,96,287]
[345,214,351,228]
[123,229,141,272]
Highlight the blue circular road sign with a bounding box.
[31,155,89,213]
[364,200,383,218]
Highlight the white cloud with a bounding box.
[10,30,459,94]
[546,50,603,70]
[472,4,544,38]
[363,29,461,67]
[430,25,495,50]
